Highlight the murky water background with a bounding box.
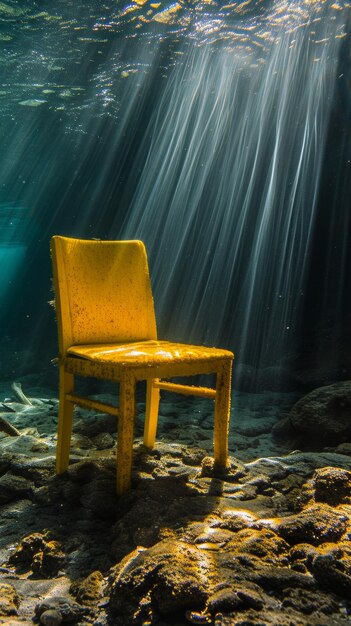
[0,0,350,390]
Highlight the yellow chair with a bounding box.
[51,236,234,495]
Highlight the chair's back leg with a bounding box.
[214,360,232,467]
[116,372,136,495]
[143,378,160,449]
[56,366,74,474]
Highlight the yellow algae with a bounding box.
[150,2,161,6]
[196,543,223,551]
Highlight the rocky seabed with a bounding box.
[0,383,351,625]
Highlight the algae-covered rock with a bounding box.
[207,582,266,613]
[35,595,90,623]
[275,503,348,545]
[0,582,20,616]
[8,532,65,576]
[69,570,104,606]
[312,466,351,505]
[109,541,209,622]
[223,527,290,565]
[274,381,351,447]
[311,553,351,595]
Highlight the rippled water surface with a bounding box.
[0,0,348,118]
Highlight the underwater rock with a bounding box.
[335,441,351,455]
[207,582,266,613]
[109,516,316,622]
[223,527,290,565]
[274,503,348,545]
[39,609,63,626]
[109,540,209,623]
[61,458,115,483]
[35,596,90,623]
[70,433,94,450]
[0,432,54,457]
[271,415,294,441]
[0,470,32,503]
[311,553,351,596]
[69,570,105,606]
[181,446,207,466]
[0,582,20,616]
[2,403,351,626]
[91,432,114,450]
[312,466,351,505]
[274,381,351,447]
[281,585,338,615]
[8,532,65,576]
[79,478,118,519]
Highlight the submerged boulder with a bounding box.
[35,595,90,624]
[312,467,351,505]
[109,541,209,622]
[0,582,20,616]
[8,531,65,577]
[69,571,105,606]
[273,381,351,447]
[274,503,348,546]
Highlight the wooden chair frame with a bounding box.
[51,236,234,495]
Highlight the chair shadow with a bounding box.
[0,446,232,581]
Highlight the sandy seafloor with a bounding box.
[1,380,351,626]
[0,380,298,467]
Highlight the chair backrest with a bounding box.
[51,236,157,355]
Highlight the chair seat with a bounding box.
[67,340,232,367]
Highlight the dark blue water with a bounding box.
[0,0,350,391]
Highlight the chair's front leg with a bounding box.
[143,378,160,449]
[56,365,74,474]
[117,371,136,495]
[214,360,232,467]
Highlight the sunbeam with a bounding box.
[121,1,347,383]
[0,0,350,389]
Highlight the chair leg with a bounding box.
[56,366,74,474]
[143,379,160,449]
[214,360,232,467]
[116,372,136,496]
